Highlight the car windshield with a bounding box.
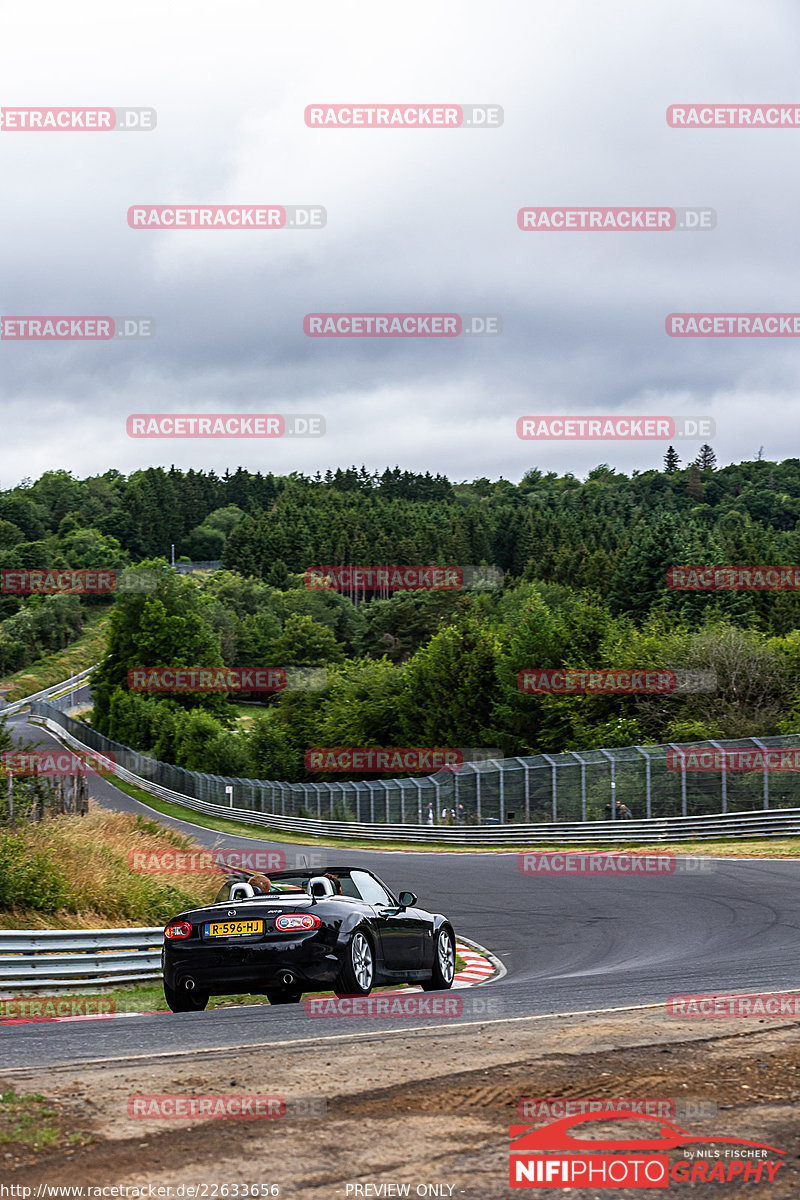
[214,870,392,904]
[214,873,374,902]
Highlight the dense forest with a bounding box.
[3,454,800,781]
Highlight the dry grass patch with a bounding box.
[0,804,223,928]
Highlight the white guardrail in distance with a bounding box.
[28,711,800,844]
[0,664,98,717]
[0,928,162,990]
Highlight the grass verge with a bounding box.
[0,608,110,702]
[0,808,224,929]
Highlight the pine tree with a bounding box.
[695,444,717,470]
[663,446,680,473]
[687,463,704,500]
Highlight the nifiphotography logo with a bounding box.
[509,1111,784,1188]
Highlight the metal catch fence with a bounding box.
[28,700,800,827]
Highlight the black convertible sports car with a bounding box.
[161,866,456,1011]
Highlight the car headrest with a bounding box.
[308,876,336,897]
[229,882,255,900]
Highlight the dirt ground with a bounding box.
[2,1007,799,1198]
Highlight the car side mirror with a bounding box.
[398,891,417,909]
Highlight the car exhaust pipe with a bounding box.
[281,972,295,987]
[184,978,196,991]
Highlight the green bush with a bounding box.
[0,836,70,911]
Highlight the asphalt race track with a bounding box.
[3,708,799,1070]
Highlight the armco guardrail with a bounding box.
[27,706,800,843]
[0,928,162,990]
[0,664,97,717]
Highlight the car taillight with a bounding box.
[164,921,192,940]
[274,913,321,931]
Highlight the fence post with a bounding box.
[414,778,423,823]
[476,766,482,823]
[7,772,14,829]
[570,752,586,821]
[710,740,727,813]
[752,738,769,809]
[634,747,651,819]
[667,744,687,817]
[495,761,505,824]
[515,758,531,823]
[542,755,557,822]
[598,749,618,819]
[433,775,441,823]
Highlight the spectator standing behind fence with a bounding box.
[605,801,633,820]
[426,803,434,825]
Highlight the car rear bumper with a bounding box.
[163,937,341,994]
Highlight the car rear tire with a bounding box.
[421,927,455,991]
[334,929,374,996]
[266,987,303,1005]
[164,981,209,1012]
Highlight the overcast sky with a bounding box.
[1,0,799,488]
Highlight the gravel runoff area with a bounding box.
[2,1005,799,1198]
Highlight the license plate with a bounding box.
[204,920,263,937]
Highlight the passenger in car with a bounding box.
[323,872,343,894]
[248,874,272,894]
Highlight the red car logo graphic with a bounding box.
[510,1111,784,1154]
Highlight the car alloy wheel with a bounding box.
[352,931,373,990]
[437,929,455,983]
[421,927,456,991]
